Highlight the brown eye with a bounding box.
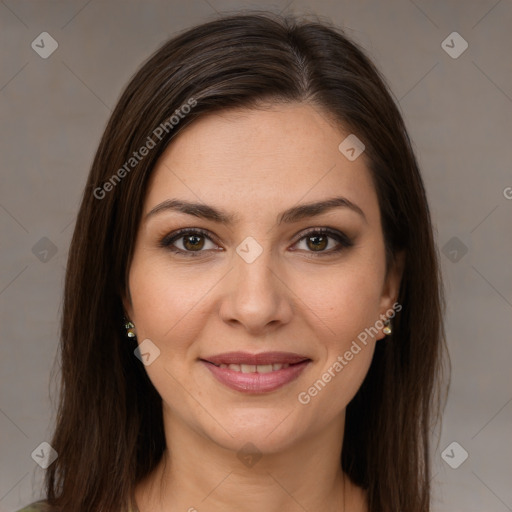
[183,234,205,251]
[306,234,328,251]
[293,228,354,255]
[160,228,218,256]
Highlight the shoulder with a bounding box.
[15,500,52,512]
[16,499,135,512]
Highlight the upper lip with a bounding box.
[201,351,311,366]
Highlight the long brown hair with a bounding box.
[45,11,449,512]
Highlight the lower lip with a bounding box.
[201,360,310,393]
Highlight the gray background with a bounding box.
[1,1,511,511]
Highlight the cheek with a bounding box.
[296,281,379,416]
[127,263,212,408]
[309,344,375,418]
[293,258,385,340]
[291,259,383,404]
[128,257,220,353]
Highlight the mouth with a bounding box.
[201,351,311,366]
[208,362,297,373]
[200,351,312,393]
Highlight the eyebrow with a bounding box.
[145,196,367,225]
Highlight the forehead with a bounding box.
[144,102,379,223]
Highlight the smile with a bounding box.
[200,352,311,393]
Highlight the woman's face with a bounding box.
[124,102,403,453]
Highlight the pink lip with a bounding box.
[200,351,311,393]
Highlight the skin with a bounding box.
[124,102,404,512]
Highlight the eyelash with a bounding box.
[159,227,354,258]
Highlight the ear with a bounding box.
[379,249,405,313]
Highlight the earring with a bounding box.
[124,319,136,338]
[383,319,392,336]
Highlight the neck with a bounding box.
[134,409,365,512]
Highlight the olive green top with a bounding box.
[16,499,139,512]
[15,502,49,512]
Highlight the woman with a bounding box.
[19,11,448,512]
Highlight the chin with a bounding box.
[203,406,306,454]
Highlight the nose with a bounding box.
[218,246,294,335]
